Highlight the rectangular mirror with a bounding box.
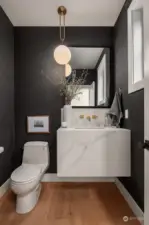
[68,47,110,107]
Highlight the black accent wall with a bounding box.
[114,0,144,210]
[14,27,113,173]
[0,7,15,186]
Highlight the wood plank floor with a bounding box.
[0,182,141,225]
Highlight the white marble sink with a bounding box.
[57,127,131,177]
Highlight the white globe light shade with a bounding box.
[54,45,71,65]
[65,64,72,77]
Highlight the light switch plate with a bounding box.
[125,109,129,119]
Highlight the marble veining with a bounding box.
[57,128,131,177]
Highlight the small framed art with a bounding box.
[27,116,50,133]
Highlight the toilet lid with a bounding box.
[11,164,41,183]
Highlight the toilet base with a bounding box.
[16,183,41,214]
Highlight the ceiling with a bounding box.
[69,47,103,69]
[0,0,125,26]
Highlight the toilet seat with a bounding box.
[11,164,41,184]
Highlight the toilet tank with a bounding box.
[23,141,49,165]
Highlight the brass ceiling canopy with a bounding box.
[57,6,67,16]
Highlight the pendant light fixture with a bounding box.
[54,6,71,65]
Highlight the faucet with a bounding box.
[86,116,91,122]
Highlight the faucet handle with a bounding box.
[79,115,84,119]
[92,115,98,119]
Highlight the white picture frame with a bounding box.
[27,116,50,133]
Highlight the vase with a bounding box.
[63,104,72,128]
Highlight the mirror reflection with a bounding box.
[68,47,110,107]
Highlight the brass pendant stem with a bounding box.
[57,6,67,43]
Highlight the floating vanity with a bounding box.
[57,127,131,177]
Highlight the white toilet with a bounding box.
[10,141,49,214]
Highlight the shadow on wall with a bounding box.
[14,39,65,173]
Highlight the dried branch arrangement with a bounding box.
[59,70,88,104]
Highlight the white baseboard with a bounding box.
[42,173,115,182]
[0,179,10,198]
[115,178,144,225]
